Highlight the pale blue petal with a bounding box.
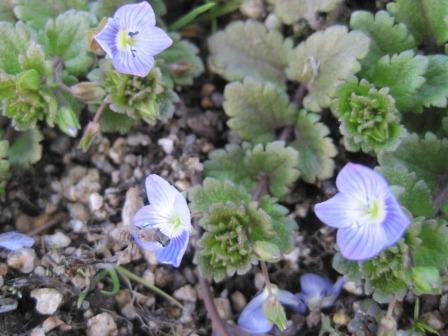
[337,221,388,260]
[155,229,189,267]
[336,163,389,203]
[131,205,170,229]
[382,194,410,246]
[300,273,333,298]
[174,193,191,231]
[314,193,364,229]
[114,2,156,30]
[145,174,177,206]
[278,289,306,315]
[95,19,120,58]
[0,231,35,251]
[238,292,273,334]
[321,277,345,308]
[112,50,155,77]
[135,26,173,56]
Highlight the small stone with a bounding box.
[422,311,445,330]
[214,298,232,320]
[230,291,247,312]
[344,281,364,296]
[44,232,71,249]
[240,0,265,19]
[143,270,155,285]
[68,203,89,222]
[89,193,103,211]
[109,138,126,165]
[30,327,46,336]
[201,83,215,96]
[121,187,143,227]
[15,214,35,232]
[201,96,214,109]
[0,263,8,276]
[7,248,36,273]
[87,313,118,336]
[158,138,174,154]
[31,288,63,315]
[127,133,151,147]
[333,310,350,325]
[121,303,137,320]
[42,316,64,332]
[174,285,197,303]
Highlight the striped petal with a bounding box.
[382,194,411,246]
[155,229,189,267]
[145,174,177,206]
[114,1,156,30]
[112,50,155,77]
[238,291,273,334]
[94,19,120,58]
[314,193,364,229]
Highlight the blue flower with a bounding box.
[131,174,191,267]
[95,2,172,77]
[296,273,345,312]
[314,163,410,261]
[238,286,304,334]
[0,231,35,251]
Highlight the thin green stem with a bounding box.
[169,2,217,31]
[115,265,184,309]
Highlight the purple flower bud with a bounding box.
[314,163,410,261]
[95,2,172,77]
[0,231,35,251]
[131,174,191,267]
[296,273,345,312]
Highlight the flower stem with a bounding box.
[52,59,72,94]
[386,298,396,320]
[260,260,272,292]
[114,265,184,309]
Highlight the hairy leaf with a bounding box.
[368,51,428,112]
[287,25,370,112]
[158,33,204,87]
[387,0,448,45]
[377,165,435,218]
[415,55,448,109]
[334,79,403,153]
[208,20,293,86]
[274,0,343,27]
[41,10,93,75]
[188,178,252,213]
[291,111,337,183]
[0,22,31,74]
[204,141,300,198]
[8,129,43,167]
[378,133,448,193]
[13,0,89,30]
[223,78,297,143]
[100,108,135,134]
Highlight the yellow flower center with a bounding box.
[116,30,138,55]
[366,198,386,224]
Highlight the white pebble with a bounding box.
[87,312,118,336]
[7,248,36,273]
[89,193,104,211]
[31,288,63,315]
[157,138,174,154]
[44,232,71,249]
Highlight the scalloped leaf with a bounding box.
[13,0,88,30]
[350,10,416,71]
[368,51,428,112]
[223,78,297,143]
[414,55,448,109]
[188,178,252,213]
[205,142,300,198]
[0,22,31,74]
[158,33,204,87]
[274,0,343,27]
[376,165,435,217]
[8,129,43,167]
[41,10,93,75]
[387,0,448,45]
[378,133,448,193]
[208,20,293,86]
[287,25,370,112]
[100,108,135,134]
[291,110,337,183]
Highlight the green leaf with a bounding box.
[100,108,135,134]
[158,33,204,87]
[208,20,293,86]
[204,141,300,198]
[334,78,403,153]
[8,129,43,167]
[273,0,343,27]
[12,0,89,30]
[377,165,435,217]
[378,133,448,193]
[387,0,448,45]
[367,51,428,112]
[254,241,282,262]
[188,178,252,213]
[0,22,31,74]
[409,218,448,271]
[41,10,94,75]
[291,110,337,183]
[412,266,442,295]
[287,25,370,112]
[414,55,448,109]
[0,0,16,23]
[223,78,297,143]
[263,290,288,331]
[332,253,362,280]
[350,10,416,72]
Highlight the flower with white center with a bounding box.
[95,2,172,77]
[296,273,345,312]
[131,174,191,267]
[314,163,410,260]
[0,231,35,251]
[238,285,304,334]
